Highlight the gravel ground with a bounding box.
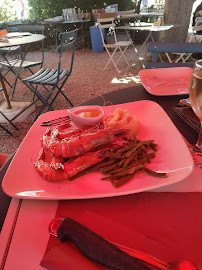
[0,45,144,155]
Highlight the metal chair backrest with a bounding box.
[18,25,45,64]
[97,17,116,29]
[56,28,78,77]
[97,17,117,44]
[6,22,19,32]
[18,25,45,34]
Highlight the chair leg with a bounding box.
[165,53,173,63]
[33,93,55,121]
[32,84,64,121]
[29,83,55,111]
[104,48,121,73]
[1,64,18,98]
[116,46,130,67]
[0,124,12,136]
[0,111,19,130]
[184,53,193,62]
[49,86,74,108]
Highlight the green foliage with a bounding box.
[27,0,134,20]
[0,0,18,22]
[25,0,134,49]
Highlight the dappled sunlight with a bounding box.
[111,75,141,84]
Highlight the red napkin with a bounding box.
[41,240,108,270]
[40,192,202,269]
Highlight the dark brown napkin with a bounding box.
[40,193,202,269]
[174,106,200,133]
[40,211,153,270]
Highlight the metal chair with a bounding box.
[0,46,22,91]
[0,22,21,62]
[12,25,45,73]
[97,17,133,73]
[22,28,78,121]
[0,25,45,97]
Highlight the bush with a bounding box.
[27,0,134,20]
[0,0,18,22]
[26,0,135,49]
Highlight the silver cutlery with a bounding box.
[41,116,71,126]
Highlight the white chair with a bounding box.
[190,17,202,42]
[97,17,133,73]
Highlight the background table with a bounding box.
[44,19,90,48]
[0,84,200,269]
[0,34,44,122]
[116,24,183,60]
[0,34,44,49]
[119,12,163,21]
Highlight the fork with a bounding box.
[41,116,71,126]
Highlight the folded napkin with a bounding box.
[40,192,202,269]
[141,76,185,88]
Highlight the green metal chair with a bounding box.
[22,28,78,121]
[0,25,45,97]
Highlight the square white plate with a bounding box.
[2,101,194,200]
[139,67,193,96]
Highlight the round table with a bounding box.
[0,33,44,48]
[0,34,45,108]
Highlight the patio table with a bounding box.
[119,12,163,21]
[116,24,183,65]
[44,19,90,48]
[0,33,45,122]
[0,84,201,269]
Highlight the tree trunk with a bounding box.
[135,0,142,14]
[163,0,195,42]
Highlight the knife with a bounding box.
[48,217,168,270]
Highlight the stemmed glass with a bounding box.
[189,59,202,156]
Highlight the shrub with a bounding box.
[0,0,18,22]
[27,0,134,20]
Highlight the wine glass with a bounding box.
[189,59,202,156]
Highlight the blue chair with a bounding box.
[22,28,78,121]
[145,42,202,69]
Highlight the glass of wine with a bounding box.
[189,59,202,155]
